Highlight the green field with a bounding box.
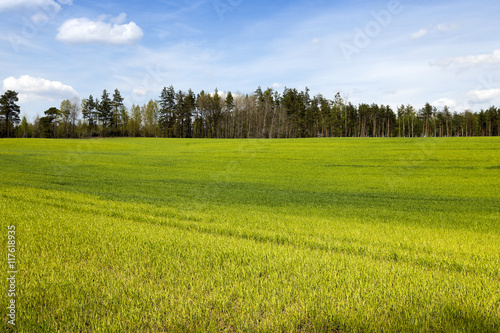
[1,138,499,332]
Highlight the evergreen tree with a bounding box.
[282,87,305,138]
[6,83,499,139]
[81,95,96,137]
[359,104,370,137]
[172,89,195,138]
[111,89,124,134]
[209,89,223,138]
[421,103,434,137]
[184,89,196,138]
[159,85,176,137]
[332,92,345,137]
[225,91,235,138]
[195,90,210,138]
[41,107,60,138]
[174,90,186,137]
[319,95,332,137]
[98,89,112,134]
[0,90,21,138]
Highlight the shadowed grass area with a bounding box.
[1,137,499,332]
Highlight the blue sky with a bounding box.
[1,0,499,119]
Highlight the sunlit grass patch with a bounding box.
[1,137,499,332]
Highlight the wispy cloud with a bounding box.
[411,28,428,39]
[431,98,457,108]
[436,23,461,32]
[56,13,144,45]
[411,23,461,39]
[0,0,61,12]
[466,88,500,104]
[432,49,500,69]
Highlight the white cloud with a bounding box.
[210,90,227,99]
[431,98,457,108]
[410,28,428,39]
[411,23,461,40]
[133,88,148,97]
[0,0,61,12]
[432,50,500,68]
[2,75,78,103]
[56,13,144,45]
[466,88,500,104]
[436,23,461,32]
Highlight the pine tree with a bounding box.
[111,89,124,134]
[174,90,186,137]
[184,89,196,138]
[210,89,222,138]
[81,95,97,137]
[98,89,112,134]
[421,103,434,137]
[225,91,234,138]
[0,90,21,138]
[41,107,60,138]
[159,85,176,137]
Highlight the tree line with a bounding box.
[1,87,500,138]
